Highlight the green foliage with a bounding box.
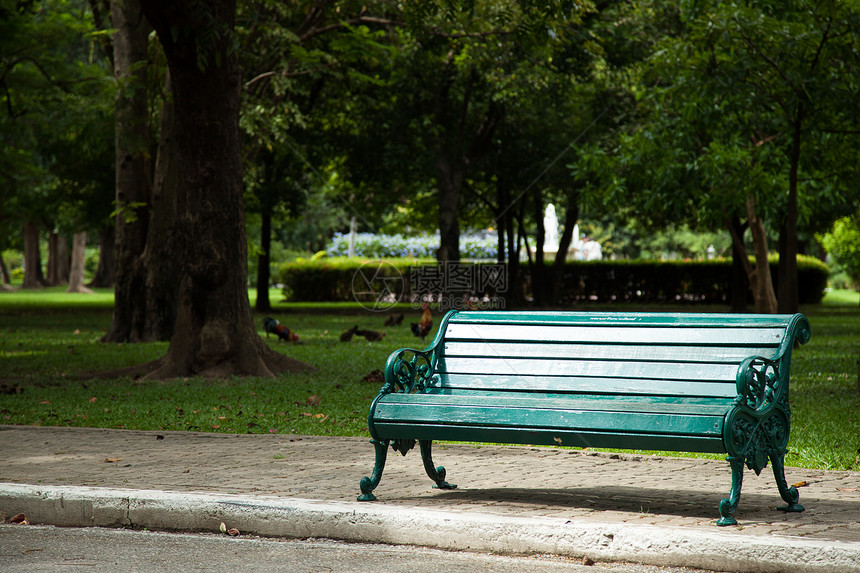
[820,211,860,291]
[615,0,860,235]
[1,0,114,229]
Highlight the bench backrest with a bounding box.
[433,311,802,400]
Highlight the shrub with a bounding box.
[277,255,829,306]
[326,233,498,260]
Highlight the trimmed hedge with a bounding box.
[326,232,497,259]
[277,255,829,306]
[550,256,828,305]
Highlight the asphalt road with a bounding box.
[0,524,710,573]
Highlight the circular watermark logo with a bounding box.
[352,261,405,311]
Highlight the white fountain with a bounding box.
[543,204,560,256]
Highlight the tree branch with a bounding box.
[299,16,404,41]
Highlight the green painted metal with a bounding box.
[357,310,812,527]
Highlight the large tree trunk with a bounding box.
[497,182,521,308]
[0,252,11,286]
[727,197,777,313]
[138,70,179,341]
[102,0,151,342]
[778,110,803,314]
[729,216,748,312]
[255,200,272,313]
[66,232,93,294]
[551,186,580,306]
[531,190,546,306]
[436,153,463,263]
[45,232,69,285]
[88,226,116,288]
[138,0,312,378]
[21,221,44,289]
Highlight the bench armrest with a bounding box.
[733,313,811,416]
[725,314,811,473]
[378,310,458,395]
[382,347,439,394]
[734,355,783,415]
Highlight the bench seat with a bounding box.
[358,310,811,526]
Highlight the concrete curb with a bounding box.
[2,483,858,573]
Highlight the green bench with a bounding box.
[358,310,811,526]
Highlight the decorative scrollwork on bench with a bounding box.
[727,409,790,475]
[382,348,439,395]
[735,356,782,413]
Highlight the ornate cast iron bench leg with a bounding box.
[772,449,804,514]
[717,456,744,526]
[419,440,457,490]
[358,439,389,501]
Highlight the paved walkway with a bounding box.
[1,425,859,572]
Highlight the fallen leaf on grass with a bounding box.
[39,400,50,405]
[306,395,321,407]
[89,397,97,403]
[360,370,384,384]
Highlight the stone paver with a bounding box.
[2,425,858,543]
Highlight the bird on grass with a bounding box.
[355,328,386,342]
[384,313,404,327]
[410,302,433,341]
[263,317,299,342]
[340,325,359,342]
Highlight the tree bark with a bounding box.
[0,252,11,286]
[435,153,463,263]
[739,197,778,313]
[255,200,272,313]
[551,186,580,306]
[729,216,748,312]
[726,199,778,314]
[138,0,312,378]
[778,109,803,314]
[46,232,69,285]
[102,0,152,342]
[66,232,93,294]
[88,226,116,288]
[22,221,45,289]
[138,69,179,341]
[531,190,546,306]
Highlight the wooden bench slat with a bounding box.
[372,422,728,453]
[443,341,779,363]
[450,311,798,329]
[374,400,724,437]
[438,356,738,382]
[379,392,735,416]
[436,373,737,398]
[444,323,787,346]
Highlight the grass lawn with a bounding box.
[1,286,858,471]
